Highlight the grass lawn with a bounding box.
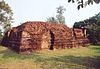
[0,45,100,69]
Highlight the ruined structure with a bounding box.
[1,21,89,53]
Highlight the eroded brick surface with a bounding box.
[1,21,89,53]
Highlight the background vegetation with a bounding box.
[0,0,13,38]
[68,0,100,10]
[73,12,100,45]
[46,6,66,24]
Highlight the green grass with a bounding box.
[0,45,100,69]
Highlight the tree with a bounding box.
[56,6,66,24]
[46,6,66,24]
[68,0,100,10]
[0,0,13,33]
[73,12,100,44]
[46,17,58,23]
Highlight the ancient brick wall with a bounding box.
[1,21,89,53]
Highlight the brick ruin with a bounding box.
[1,21,89,53]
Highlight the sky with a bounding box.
[5,0,100,27]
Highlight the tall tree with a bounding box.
[46,6,66,24]
[56,6,66,24]
[0,0,13,33]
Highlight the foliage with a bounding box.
[56,6,66,24]
[46,17,58,23]
[0,0,13,33]
[0,29,3,39]
[68,0,100,10]
[46,6,66,24]
[73,12,100,44]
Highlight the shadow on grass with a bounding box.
[0,49,43,61]
[0,49,100,69]
[91,43,100,46]
[50,56,100,69]
[90,45,100,53]
[34,55,100,69]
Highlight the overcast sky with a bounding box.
[5,0,100,27]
